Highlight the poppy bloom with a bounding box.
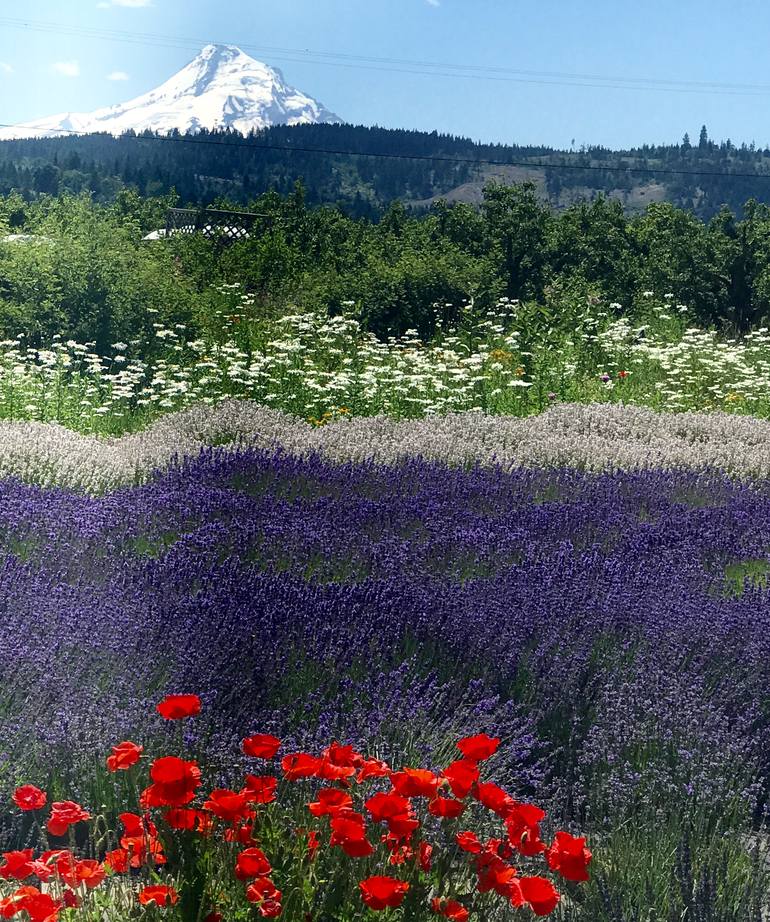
[202,789,251,825]
[546,831,592,882]
[235,848,272,880]
[356,757,391,783]
[281,753,321,781]
[62,889,80,909]
[106,741,143,772]
[365,791,411,823]
[507,803,547,856]
[0,851,34,880]
[156,694,201,720]
[242,734,281,759]
[3,887,61,922]
[431,898,470,922]
[242,775,278,804]
[456,733,501,761]
[59,858,105,890]
[390,768,441,798]
[104,849,129,874]
[428,796,466,819]
[308,788,353,817]
[476,854,517,897]
[47,801,91,837]
[473,782,517,818]
[330,811,374,857]
[245,876,281,903]
[140,757,202,808]
[442,759,479,799]
[12,786,46,812]
[456,831,483,853]
[163,808,213,834]
[138,884,179,907]
[510,876,560,916]
[419,841,433,872]
[359,876,410,910]
[257,899,282,918]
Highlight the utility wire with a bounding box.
[3,15,770,97]
[1,121,770,184]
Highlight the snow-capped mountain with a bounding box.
[0,44,341,140]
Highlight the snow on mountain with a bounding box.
[0,44,342,140]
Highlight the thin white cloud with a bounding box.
[426,0,441,6]
[0,62,12,74]
[53,60,80,78]
[107,70,130,81]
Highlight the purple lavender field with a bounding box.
[2,446,770,916]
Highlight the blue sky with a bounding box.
[1,0,770,150]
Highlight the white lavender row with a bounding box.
[4,400,770,492]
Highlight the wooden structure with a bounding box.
[164,207,267,241]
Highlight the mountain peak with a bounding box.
[0,44,341,140]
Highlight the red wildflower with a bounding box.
[476,853,517,897]
[329,810,374,857]
[62,889,80,909]
[4,886,62,922]
[390,768,441,798]
[46,801,90,837]
[359,876,410,911]
[297,828,321,861]
[203,914,223,922]
[0,851,34,880]
[242,775,278,804]
[507,803,547,856]
[258,899,282,918]
[235,847,272,880]
[456,733,501,761]
[281,753,321,781]
[473,782,516,818]
[356,757,391,783]
[316,742,362,780]
[59,858,105,890]
[140,756,202,807]
[137,884,179,907]
[12,786,46,812]
[365,791,411,823]
[163,808,213,834]
[156,694,201,719]
[546,831,592,882]
[308,788,353,817]
[455,831,483,853]
[442,759,480,799]
[104,849,129,874]
[203,789,251,825]
[419,840,433,872]
[242,734,281,759]
[431,898,470,922]
[510,876,560,916]
[429,796,466,819]
[245,876,281,903]
[106,741,143,772]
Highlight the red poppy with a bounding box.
[456,733,501,761]
[419,841,433,872]
[476,853,517,897]
[258,899,282,918]
[330,810,374,857]
[455,831,483,853]
[106,741,143,772]
[359,876,410,910]
[507,803,546,856]
[365,791,411,823]
[442,759,479,799]
[431,898,470,922]
[46,801,91,837]
[156,694,201,720]
[203,913,223,922]
[356,757,391,783]
[510,876,560,916]
[203,789,251,825]
[0,851,34,880]
[140,757,202,807]
[137,884,179,907]
[428,796,466,819]
[316,742,361,780]
[163,808,213,834]
[12,786,46,812]
[3,887,61,922]
[242,734,281,759]
[296,828,320,861]
[281,753,321,781]
[62,889,80,909]
[308,788,353,817]
[242,775,278,804]
[390,768,441,798]
[546,831,592,882]
[59,859,105,890]
[245,876,281,904]
[235,847,272,880]
[104,849,129,874]
[473,782,517,818]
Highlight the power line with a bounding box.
[2,122,770,184]
[4,15,770,97]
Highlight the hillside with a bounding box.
[0,122,768,219]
